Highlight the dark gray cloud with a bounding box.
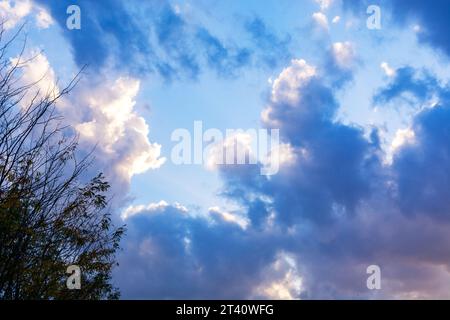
[115,203,285,299]
[394,104,450,221]
[115,58,450,298]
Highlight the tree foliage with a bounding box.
[0,24,125,299]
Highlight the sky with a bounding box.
[2,0,450,299]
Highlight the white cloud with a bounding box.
[315,0,333,11]
[9,51,60,110]
[385,128,415,164]
[380,62,396,77]
[75,77,166,182]
[205,131,257,170]
[269,59,316,105]
[413,24,422,33]
[253,252,303,299]
[35,6,53,29]
[312,12,329,31]
[0,0,53,30]
[208,206,249,229]
[332,15,340,24]
[0,0,32,30]
[331,41,356,69]
[13,50,165,202]
[262,143,297,169]
[122,200,188,220]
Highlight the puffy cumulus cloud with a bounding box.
[330,42,356,70]
[254,59,378,226]
[269,59,317,105]
[325,42,358,86]
[214,59,450,298]
[0,0,53,30]
[11,50,164,203]
[9,51,59,104]
[35,0,292,80]
[312,12,329,31]
[107,51,450,298]
[71,76,165,190]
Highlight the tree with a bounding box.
[0,24,125,299]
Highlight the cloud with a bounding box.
[251,252,303,299]
[208,206,249,230]
[12,50,165,204]
[312,12,329,31]
[373,67,440,106]
[122,200,188,220]
[315,0,334,11]
[213,60,450,298]
[34,1,292,80]
[115,202,284,299]
[10,51,59,104]
[330,42,356,69]
[8,0,450,299]
[343,0,450,58]
[393,103,450,221]
[257,58,377,227]
[98,40,450,298]
[36,0,157,76]
[388,0,450,58]
[244,17,292,68]
[380,62,396,77]
[332,16,340,24]
[0,0,56,30]
[35,5,53,28]
[70,76,166,191]
[385,127,415,164]
[0,0,32,30]
[195,27,251,77]
[268,59,317,106]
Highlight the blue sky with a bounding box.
[2,0,450,299]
